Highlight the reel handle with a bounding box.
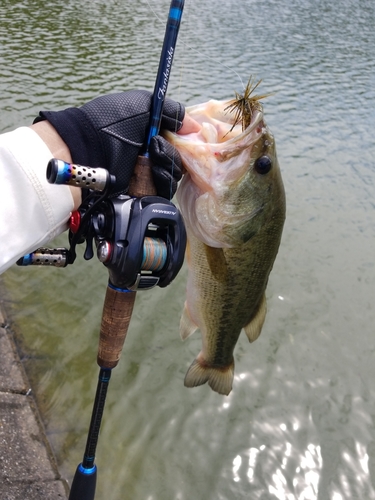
[47,158,113,191]
[97,155,156,369]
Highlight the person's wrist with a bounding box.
[31,120,72,162]
[30,121,82,210]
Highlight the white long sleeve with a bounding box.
[0,127,74,274]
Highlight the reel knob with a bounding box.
[47,159,114,191]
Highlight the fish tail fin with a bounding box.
[184,353,234,396]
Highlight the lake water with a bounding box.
[1,0,375,498]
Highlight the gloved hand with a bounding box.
[34,90,185,198]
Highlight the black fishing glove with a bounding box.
[34,90,185,198]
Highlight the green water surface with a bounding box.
[1,0,375,498]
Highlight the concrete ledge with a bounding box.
[0,305,68,499]
[1,480,67,500]
[0,325,27,394]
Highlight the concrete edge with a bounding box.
[0,298,69,499]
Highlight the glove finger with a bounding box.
[149,136,183,180]
[151,167,178,200]
[149,136,183,177]
[161,98,185,132]
[149,136,183,199]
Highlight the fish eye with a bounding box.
[254,156,272,175]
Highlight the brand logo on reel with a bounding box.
[152,208,176,216]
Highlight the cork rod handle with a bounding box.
[97,156,156,369]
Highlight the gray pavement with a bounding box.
[0,305,68,499]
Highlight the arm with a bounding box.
[0,92,200,275]
[0,126,77,274]
[31,120,81,210]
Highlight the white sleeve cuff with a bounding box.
[0,127,74,273]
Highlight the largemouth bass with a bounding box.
[165,84,286,395]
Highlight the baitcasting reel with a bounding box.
[17,159,187,291]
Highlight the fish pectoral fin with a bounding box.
[180,303,198,341]
[184,352,234,396]
[204,245,228,282]
[243,293,267,343]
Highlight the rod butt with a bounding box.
[68,463,97,500]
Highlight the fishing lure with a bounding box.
[224,76,272,133]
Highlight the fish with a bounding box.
[164,79,286,395]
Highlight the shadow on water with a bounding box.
[1,0,375,498]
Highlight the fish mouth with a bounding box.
[164,99,267,192]
[173,99,265,146]
[164,99,275,248]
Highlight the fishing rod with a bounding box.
[68,2,185,498]
[19,2,185,499]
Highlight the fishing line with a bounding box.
[145,0,189,201]
[144,0,187,201]
[146,0,246,91]
[146,0,247,201]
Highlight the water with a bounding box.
[1,0,375,498]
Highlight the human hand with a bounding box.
[34,90,190,198]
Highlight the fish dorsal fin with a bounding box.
[243,293,267,343]
[180,302,198,340]
[204,245,228,282]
